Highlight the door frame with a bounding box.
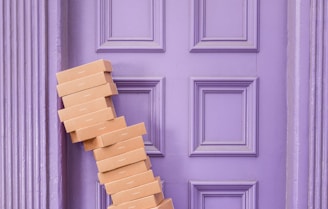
[46,0,327,209]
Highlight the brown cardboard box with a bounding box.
[57,72,114,97]
[56,59,112,84]
[62,82,118,107]
[71,116,126,144]
[105,170,155,195]
[107,193,164,209]
[98,123,147,147]
[93,136,144,161]
[111,177,162,205]
[83,137,103,151]
[150,199,174,209]
[63,108,115,133]
[96,148,147,173]
[58,97,115,122]
[98,157,151,184]
[84,122,146,151]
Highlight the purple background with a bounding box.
[0,0,326,209]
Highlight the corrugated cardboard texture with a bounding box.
[93,136,145,161]
[96,148,147,173]
[63,108,115,133]
[105,170,155,195]
[62,83,118,107]
[71,116,126,144]
[107,193,164,209]
[150,199,174,209]
[56,59,112,83]
[99,123,147,147]
[57,72,114,97]
[98,157,151,184]
[111,177,162,205]
[58,97,115,122]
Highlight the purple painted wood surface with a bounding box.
[285,0,311,208]
[0,0,327,209]
[0,1,66,209]
[307,0,328,208]
[66,0,286,209]
[0,0,48,209]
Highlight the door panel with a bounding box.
[66,0,287,209]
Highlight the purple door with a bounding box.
[66,0,287,209]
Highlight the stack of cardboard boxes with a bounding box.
[56,60,174,209]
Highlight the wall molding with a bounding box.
[285,1,310,208]
[189,181,258,209]
[190,0,259,52]
[114,77,165,156]
[96,181,111,209]
[308,0,328,208]
[97,0,165,52]
[0,0,49,208]
[190,77,258,156]
[285,0,328,209]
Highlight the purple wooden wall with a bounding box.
[0,0,327,209]
[0,1,66,209]
[0,1,47,208]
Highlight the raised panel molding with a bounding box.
[190,77,258,156]
[113,77,165,156]
[189,181,258,209]
[190,0,259,52]
[97,0,165,52]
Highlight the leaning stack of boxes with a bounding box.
[56,59,174,209]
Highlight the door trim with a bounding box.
[286,0,328,209]
[307,0,328,208]
[47,0,69,208]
